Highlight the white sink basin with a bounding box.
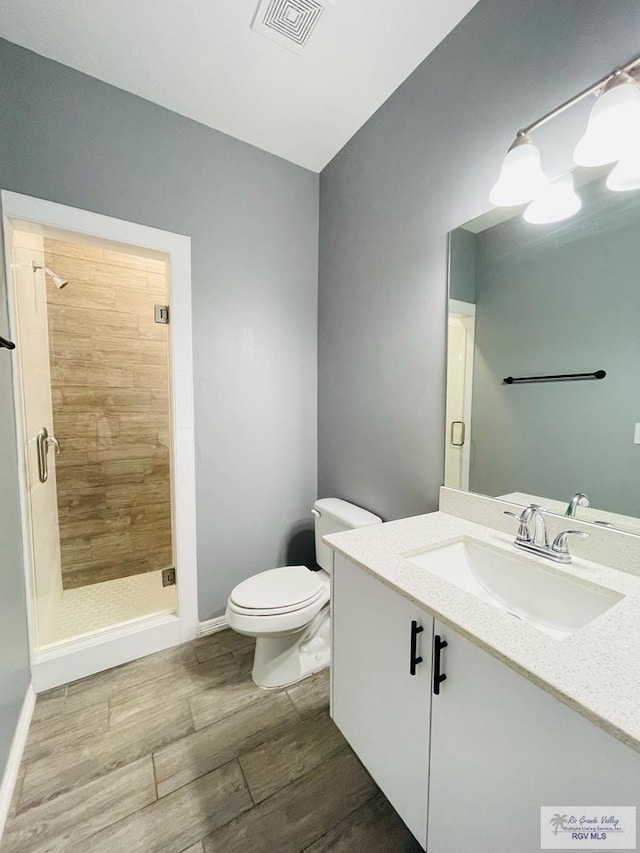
[406,538,623,639]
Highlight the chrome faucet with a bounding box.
[504,504,590,564]
[530,504,549,549]
[566,492,590,517]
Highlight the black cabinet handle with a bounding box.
[409,620,424,676]
[433,634,448,695]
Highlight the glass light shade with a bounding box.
[573,79,640,167]
[523,173,582,224]
[489,139,548,206]
[606,139,640,191]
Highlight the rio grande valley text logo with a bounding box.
[540,807,636,850]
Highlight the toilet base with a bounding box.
[252,606,330,689]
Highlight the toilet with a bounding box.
[225,498,381,689]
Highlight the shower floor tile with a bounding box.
[41,570,176,645]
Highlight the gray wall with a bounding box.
[0,39,319,633]
[468,178,640,517]
[318,0,640,521]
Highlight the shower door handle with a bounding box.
[36,427,60,483]
[36,428,49,483]
[450,421,465,447]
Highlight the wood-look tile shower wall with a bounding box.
[44,239,173,589]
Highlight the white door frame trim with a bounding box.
[1,190,198,691]
[449,298,476,317]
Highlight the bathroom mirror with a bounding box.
[445,169,640,535]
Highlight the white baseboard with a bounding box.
[198,616,228,637]
[0,683,35,843]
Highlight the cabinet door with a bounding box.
[331,554,432,848]
[428,620,640,853]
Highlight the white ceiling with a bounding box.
[0,0,479,172]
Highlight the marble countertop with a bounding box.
[325,511,640,752]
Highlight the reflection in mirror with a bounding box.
[446,171,640,536]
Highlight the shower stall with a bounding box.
[2,192,197,689]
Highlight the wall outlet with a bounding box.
[635,424,640,445]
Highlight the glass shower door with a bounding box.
[11,227,177,648]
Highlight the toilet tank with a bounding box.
[313,498,382,573]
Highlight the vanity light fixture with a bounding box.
[523,172,582,224]
[488,135,547,206]
[606,139,640,192]
[490,53,640,221]
[573,71,640,167]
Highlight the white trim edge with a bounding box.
[0,684,35,843]
[32,614,183,693]
[449,298,476,317]
[198,616,228,637]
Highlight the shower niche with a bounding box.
[9,226,177,648]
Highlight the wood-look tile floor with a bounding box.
[2,630,422,853]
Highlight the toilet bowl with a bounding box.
[227,565,331,689]
[225,498,381,689]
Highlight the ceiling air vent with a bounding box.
[251,0,328,54]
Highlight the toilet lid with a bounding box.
[230,566,325,611]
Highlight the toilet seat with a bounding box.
[228,593,325,617]
[230,566,325,615]
[226,567,330,638]
[226,593,328,630]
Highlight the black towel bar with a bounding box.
[503,370,606,385]
[0,335,15,351]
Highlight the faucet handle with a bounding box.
[552,529,590,556]
[503,510,533,543]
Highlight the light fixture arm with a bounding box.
[515,53,640,141]
[491,52,640,215]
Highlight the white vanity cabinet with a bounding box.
[331,554,640,853]
[428,619,640,853]
[331,554,433,848]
